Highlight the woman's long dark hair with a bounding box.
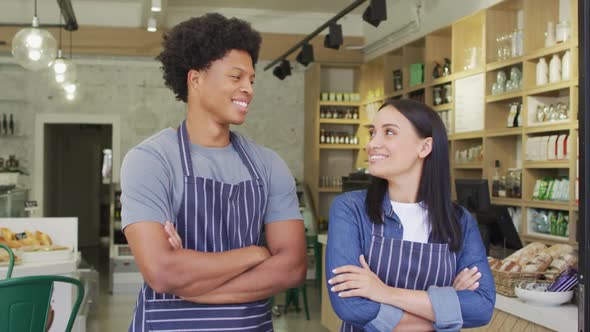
[365,99,462,251]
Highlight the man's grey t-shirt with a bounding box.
[120,128,302,229]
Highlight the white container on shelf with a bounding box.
[562,50,571,81]
[549,54,561,83]
[545,21,555,47]
[536,58,549,85]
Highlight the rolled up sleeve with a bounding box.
[455,209,496,328]
[427,286,463,331]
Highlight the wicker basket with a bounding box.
[491,268,558,297]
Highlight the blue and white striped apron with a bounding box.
[130,120,273,331]
[341,222,457,331]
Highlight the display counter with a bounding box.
[0,217,88,332]
[317,234,577,332]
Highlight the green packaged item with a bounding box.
[537,178,550,200]
[548,211,558,235]
[409,63,424,86]
[545,178,559,201]
[532,180,541,199]
[557,212,568,237]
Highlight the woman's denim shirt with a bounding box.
[326,190,496,332]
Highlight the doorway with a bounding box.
[43,123,112,248]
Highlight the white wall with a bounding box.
[0,56,305,210]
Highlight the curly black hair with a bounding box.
[156,13,262,102]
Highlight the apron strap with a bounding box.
[230,132,262,181]
[177,122,263,182]
[177,120,195,177]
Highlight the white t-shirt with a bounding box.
[390,201,431,243]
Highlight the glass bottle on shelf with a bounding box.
[492,160,500,197]
[498,176,507,197]
[320,129,325,144]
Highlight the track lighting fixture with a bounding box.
[324,23,343,50]
[363,0,387,27]
[273,60,292,80]
[296,43,314,66]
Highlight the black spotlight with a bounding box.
[363,0,387,27]
[273,60,292,80]
[324,23,343,50]
[296,43,314,66]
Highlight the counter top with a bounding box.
[495,293,577,331]
[0,254,78,277]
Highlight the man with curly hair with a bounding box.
[121,13,307,331]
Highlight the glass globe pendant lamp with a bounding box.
[11,1,58,71]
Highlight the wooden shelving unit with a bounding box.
[304,0,579,247]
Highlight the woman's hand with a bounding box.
[328,255,388,302]
[453,266,481,291]
[164,220,183,250]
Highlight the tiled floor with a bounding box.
[82,245,328,332]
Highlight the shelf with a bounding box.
[486,57,524,71]
[485,91,523,103]
[453,163,483,169]
[524,122,573,134]
[430,75,454,86]
[523,160,570,169]
[486,127,523,137]
[319,101,361,107]
[452,131,484,140]
[383,91,404,100]
[524,42,575,61]
[319,119,362,125]
[524,200,570,211]
[490,197,522,206]
[521,233,573,246]
[453,67,485,80]
[525,80,572,96]
[361,96,384,105]
[318,187,342,193]
[319,144,362,150]
[432,103,453,112]
[404,83,427,94]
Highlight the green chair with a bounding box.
[0,243,85,332]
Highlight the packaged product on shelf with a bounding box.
[557,134,567,159]
[548,135,559,159]
[556,212,568,237]
[545,178,556,200]
[532,179,541,199]
[532,210,550,234]
[507,103,518,128]
[548,211,558,235]
[537,178,551,200]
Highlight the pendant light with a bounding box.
[53,15,76,85]
[11,0,58,71]
[62,30,78,101]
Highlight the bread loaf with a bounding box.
[488,257,502,270]
[544,244,574,259]
[504,242,546,263]
[499,260,521,272]
[522,252,553,273]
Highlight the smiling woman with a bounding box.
[326,99,496,332]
